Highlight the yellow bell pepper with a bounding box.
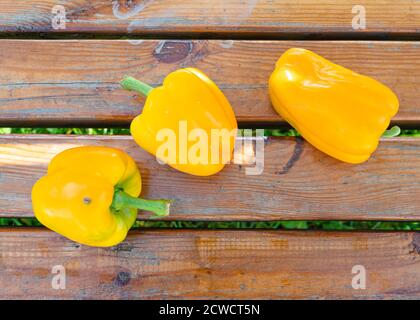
[269,48,399,164]
[121,68,238,176]
[32,146,171,247]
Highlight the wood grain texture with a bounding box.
[0,0,419,37]
[1,229,419,299]
[1,134,419,221]
[0,40,419,126]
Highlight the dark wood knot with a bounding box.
[154,41,194,63]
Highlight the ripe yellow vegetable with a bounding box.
[121,68,238,176]
[269,48,399,163]
[32,146,170,247]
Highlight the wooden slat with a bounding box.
[0,40,419,126]
[0,1,419,37]
[1,134,419,221]
[1,229,419,299]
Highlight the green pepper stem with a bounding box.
[120,76,154,97]
[382,126,401,138]
[112,189,171,217]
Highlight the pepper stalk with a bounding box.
[111,188,171,217]
[121,76,154,97]
[382,126,401,138]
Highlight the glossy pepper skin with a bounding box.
[269,48,399,164]
[32,146,170,247]
[121,68,238,176]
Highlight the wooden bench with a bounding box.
[0,0,419,299]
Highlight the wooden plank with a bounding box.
[0,40,419,126]
[0,1,419,37]
[1,229,419,299]
[1,134,419,221]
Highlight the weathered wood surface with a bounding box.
[0,40,419,126]
[1,134,419,221]
[0,0,419,37]
[1,229,419,299]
